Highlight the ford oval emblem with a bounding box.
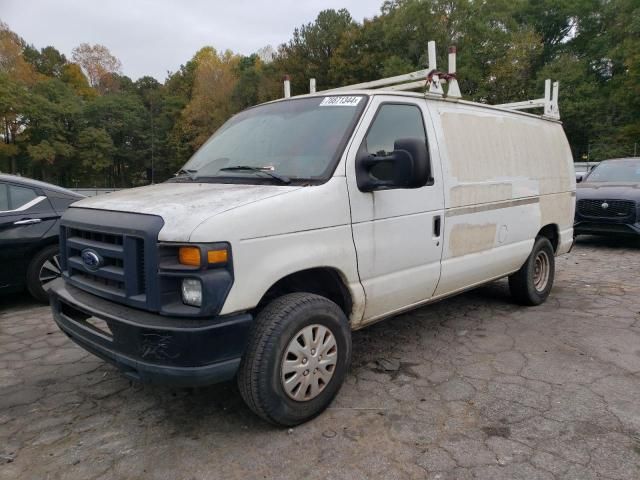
[81,249,103,271]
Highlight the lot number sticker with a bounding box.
[319,96,362,107]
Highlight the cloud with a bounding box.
[2,0,381,81]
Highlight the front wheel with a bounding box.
[26,244,62,303]
[509,236,555,306]
[237,293,351,426]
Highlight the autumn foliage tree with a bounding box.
[71,43,122,91]
[178,47,240,150]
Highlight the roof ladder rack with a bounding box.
[286,41,462,98]
[280,40,559,120]
[497,79,560,119]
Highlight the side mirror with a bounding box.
[576,174,583,183]
[356,138,430,192]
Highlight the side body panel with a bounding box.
[345,96,445,325]
[425,101,576,297]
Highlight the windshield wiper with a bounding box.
[174,168,198,181]
[219,166,291,184]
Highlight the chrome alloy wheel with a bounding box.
[39,253,62,289]
[281,324,338,402]
[533,250,550,292]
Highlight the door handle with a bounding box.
[433,215,441,237]
[13,218,42,225]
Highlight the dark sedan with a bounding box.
[574,158,640,237]
[0,174,84,302]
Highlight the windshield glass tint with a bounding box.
[181,95,367,181]
[586,161,640,182]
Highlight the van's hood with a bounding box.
[71,182,302,241]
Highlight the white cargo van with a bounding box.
[49,45,575,425]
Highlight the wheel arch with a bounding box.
[537,223,559,253]
[256,267,354,319]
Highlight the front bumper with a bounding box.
[49,279,252,387]
[574,220,640,237]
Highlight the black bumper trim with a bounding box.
[574,221,640,237]
[50,279,252,387]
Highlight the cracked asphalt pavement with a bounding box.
[1,236,640,479]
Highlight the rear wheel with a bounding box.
[509,236,555,306]
[238,293,351,426]
[26,244,62,303]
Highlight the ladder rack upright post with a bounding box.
[283,75,291,98]
[427,41,444,96]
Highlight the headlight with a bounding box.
[181,278,202,307]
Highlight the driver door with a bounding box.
[346,97,444,324]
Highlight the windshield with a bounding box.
[585,160,640,183]
[178,95,367,183]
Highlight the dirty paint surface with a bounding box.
[539,192,576,231]
[449,223,498,257]
[441,112,573,193]
[449,183,513,208]
[72,182,301,242]
[1,237,640,479]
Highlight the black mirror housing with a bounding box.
[356,137,431,192]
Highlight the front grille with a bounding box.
[59,209,164,311]
[64,226,144,299]
[577,199,636,219]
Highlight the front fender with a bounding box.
[221,225,366,326]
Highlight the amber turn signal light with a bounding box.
[207,249,228,265]
[178,247,201,266]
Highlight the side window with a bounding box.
[362,103,429,182]
[364,104,427,156]
[0,183,8,211]
[8,184,38,210]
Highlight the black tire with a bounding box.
[26,244,62,303]
[509,236,555,306]
[237,292,351,426]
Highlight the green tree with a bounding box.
[83,92,150,186]
[232,55,280,110]
[0,73,29,172]
[76,127,115,185]
[23,45,67,77]
[21,78,82,182]
[278,9,356,92]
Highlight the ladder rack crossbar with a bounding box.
[384,80,428,92]
[498,99,546,110]
[324,69,429,92]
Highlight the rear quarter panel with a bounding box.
[426,101,575,296]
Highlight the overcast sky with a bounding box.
[1,0,382,81]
